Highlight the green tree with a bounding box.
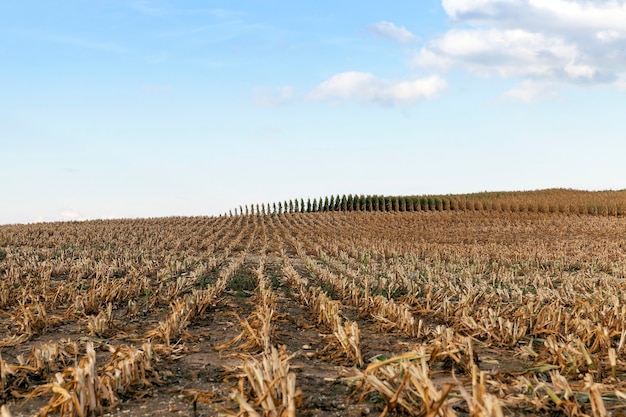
[357,194,365,211]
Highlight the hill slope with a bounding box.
[230,188,626,216]
[1,203,626,415]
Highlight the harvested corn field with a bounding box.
[2,195,626,416]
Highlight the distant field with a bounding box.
[1,190,626,416]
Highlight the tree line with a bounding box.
[226,189,626,217]
[229,194,467,216]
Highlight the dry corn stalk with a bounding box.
[0,302,58,345]
[26,342,156,416]
[429,330,478,373]
[146,253,245,345]
[230,347,301,417]
[584,373,607,417]
[28,340,78,375]
[289,269,363,366]
[331,319,363,367]
[0,352,37,395]
[146,288,221,344]
[456,365,504,417]
[215,309,275,354]
[0,405,13,417]
[29,342,101,417]
[87,303,114,337]
[101,342,156,398]
[0,353,16,390]
[216,259,277,354]
[536,335,596,375]
[531,370,582,415]
[355,349,457,416]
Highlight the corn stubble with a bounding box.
[283,263,363,367]
[228,346,301,417]
[24,342,156,416]
[209,256,302,416]
[1,191,626,415]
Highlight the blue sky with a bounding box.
[2,0,625,224]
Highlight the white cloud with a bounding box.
[252,86,294,107]
[308,1,625,106]
[421,0,626,93]
[415,29,599,81]
[504,79,555,103]
[596,30,624,43]
[527,0,626,31]
[442,0,626,32]
[442,0,515,21]
[309,72,446,106]
[564,62,598,80]
[368,21,419,44]
[309,72,376,100]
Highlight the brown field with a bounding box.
[2,201,626,416]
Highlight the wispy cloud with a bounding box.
[52,36,132,54]
[13,28,131,54]
[252,86,294,107]
[207,8,243,19]
[140,84,173,94]
[368,21,419,44]
[130,1,242,19]
[129,0,167,17]
[503,79,556,103]
[309,72,446,107]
